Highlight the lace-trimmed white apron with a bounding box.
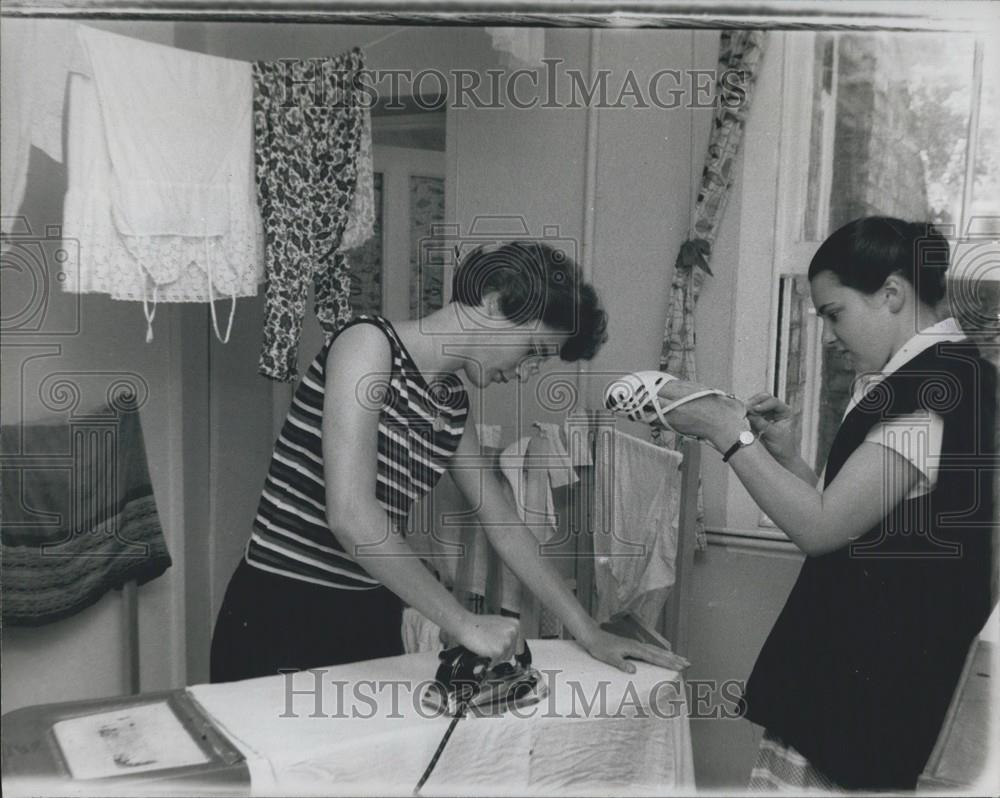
[64,25,264,343]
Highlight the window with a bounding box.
[768,30,996,501]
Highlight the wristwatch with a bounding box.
[722,429,756,463]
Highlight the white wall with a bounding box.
[449,29,714,438]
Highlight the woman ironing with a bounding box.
[639,217,996,790]
[211,242,688,683]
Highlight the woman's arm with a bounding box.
[321,324,518,661]
[448,420,689,673]
[771,452,821,487]
[658,383,925,556]
[723,434,923,555]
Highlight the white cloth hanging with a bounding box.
[62,25,264,343]
[592,429,684,627]
[532,421,578,488]
[1,19,77,241]
[487,430,564,613]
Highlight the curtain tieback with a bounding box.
[676,238,713,276]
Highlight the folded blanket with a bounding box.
[2,408,171,625]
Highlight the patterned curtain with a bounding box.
[655,30,768,545]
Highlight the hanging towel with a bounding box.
[64,26,264,343]
[1,408,172,626]
[253,51,368,381]
[592,429,683,627]
[1,19,78,241]
[532,421,578,488]
[500,436,557,529]
[490,432,562,613]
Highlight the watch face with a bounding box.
[739,430,755,446]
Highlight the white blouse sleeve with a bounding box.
[863,410,944,498]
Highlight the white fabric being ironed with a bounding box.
[63,26,264,342]
[186,639,694,796]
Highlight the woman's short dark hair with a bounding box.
[808,216,949,306]
[450,241,608,361]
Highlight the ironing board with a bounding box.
[187,638,695,795]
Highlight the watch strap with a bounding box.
[722,430,754,463]
[721,439,744,463]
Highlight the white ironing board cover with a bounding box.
[186,639,694,796]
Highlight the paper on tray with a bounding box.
[52,701,209,780]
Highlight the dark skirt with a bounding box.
[210,559,404,683]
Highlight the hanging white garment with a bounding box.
[592,429,684,627]
[63,26,263,342]
[532,422,578,488]
[1,19,77,240]
[490,432,562,613]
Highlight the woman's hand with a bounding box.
[452,613,521,664]
[745,392,800,464]
[577,625,691,673]
[655,379,747,450]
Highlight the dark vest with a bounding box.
[741,341,996,789]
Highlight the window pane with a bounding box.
[971,38,1000,220]
[803,34,837,242]
[775,275,810,454]
[804,33,976,240]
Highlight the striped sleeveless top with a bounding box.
[245,316,470,589]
